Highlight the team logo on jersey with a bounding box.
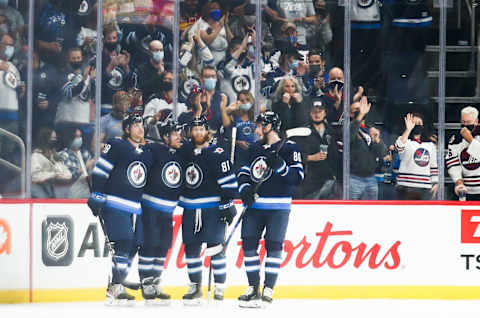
[232,75,251,93]
[185,163,203,189]
[78,0,89,15]
[162,161,182,188]
[4,71,17,89]
[357,0,375,8]
[250,156,272,183]
[107,68,124,89]
[127,161,147,188]
[460,149,480,170]
[413,148,430,167]
[214,147,224,154]
[242,125,253,137]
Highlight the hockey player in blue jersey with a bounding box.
[237,111,304,307]
[179,116,238,305]
[138,118,186,305]
[87,113,152,306]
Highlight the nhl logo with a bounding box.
[42,216,73,266]
[46,222,69,260]
[185,163,203,189]
[251,156,272,183]
[127,161,147,188]
[162,161,182,188]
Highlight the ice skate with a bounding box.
[238,285,261,308]
[182,282,203,306]
[262,286,274,305]
[105,283,136,307]
[141,277,171,306]
[213,283,226,301]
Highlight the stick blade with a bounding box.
[285,127,312,138]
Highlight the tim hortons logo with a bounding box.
[162,216,402,270]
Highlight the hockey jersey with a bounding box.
[238,140,304,211]
[220,57,255,105]
[92,137,153,215]
[142,142,186,214]
[351,0,381,29]
[179,145,238,210]
[386,0,432,28]
[395,137,438,189]
[446,131,480,194]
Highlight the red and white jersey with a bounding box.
[395,137,438,189]
[445,132,480,194]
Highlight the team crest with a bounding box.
[460,149,480,170]
[127,161,147,188]
[232,75,251,93]
[78,0,89,15]
[108,68,124,89]
[413,148,430,167]
[185,163,203,189]
[162,161,182,188]
[4,71,17,89]
[250,156,272,183]
[214,147,224,154]
[46,222,69,261]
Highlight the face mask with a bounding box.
[411,125,424,136]
[203,77,217,91]
[200,101,208,110]
[352,111,360,119]
[71,137,83,149]
[49,139,57,148]
[162,81,173,92]
[289,60,299,71]
[4,45,13,60]
[315,7,327,16]
[70,61,82,70]
[240,102,252,111]
[288,36,297,44]
[210,9,221,21]
[310,64,321,75]
[462,124,476,131]
[152,50,164,62]
[104,41,117,51]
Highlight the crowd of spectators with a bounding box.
[0,0,467,201]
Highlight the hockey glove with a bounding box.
[87,192,107,217]
[219,200,237,225]
[240,185,256,207]
[266,153,286,174]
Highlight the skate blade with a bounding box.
[145,299,171,306]
[183,298,203,306]
[238,300,262,308]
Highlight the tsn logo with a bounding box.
[460,210,480,270]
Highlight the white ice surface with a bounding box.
[2,299,480,318]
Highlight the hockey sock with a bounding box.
[111,240,134,284]
[152,247,168,279]
[264,241,282,289]
[138,251,155,281]
[243,238,260,286]
[209,246,226,284]
[185,244,202,284]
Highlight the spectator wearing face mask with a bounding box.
[271,75,309,131]
[100,23,133,115]
[55,47,95,148]
[31,127,72,198]
[137,40,166,102]
[220,90,256,171]
[193,1,233,67]
[57,126,95,198]
[274,0,316,46]
[395,112,438,200]
[76,3,98,62]
[198,65,228,132]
